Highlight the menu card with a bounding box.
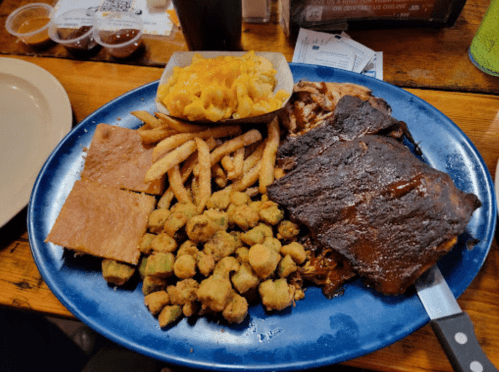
[293,28,383,80]
[53,0,175,36]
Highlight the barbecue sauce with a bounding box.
[59,26,98,56]
[18,16,52,48]
[105,29,142,58]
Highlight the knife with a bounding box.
[414,265,498,372]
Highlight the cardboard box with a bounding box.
[281,0,467,34]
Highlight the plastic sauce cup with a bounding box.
[93,12,144,59]
[5,3,54,48]
[48,8,99,56]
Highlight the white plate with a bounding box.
[0,58,72,227]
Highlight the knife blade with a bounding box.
[414,265,498,372]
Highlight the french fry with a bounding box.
[221,155,235,175]
[156,112,206,133]
[138,126,177,144]
[157,188,175,210]
[194,137,211,213]
[153,125,241,162]
[145,140,197,182]
[210,129,262,166]
[227,147,244,180]
[243,141,266,173]
[212,163,228,188]
[168,165,192,204]
[231,161,261,192]
[259,118,280,194]
[244,139,263,158]
[132,110,164,129]
[157,137,217,209]
[191,176,199,206]
[274,167,286,180]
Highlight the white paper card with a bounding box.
[335,32,375,73]
[361,52,384,80]
[293,29,355,71]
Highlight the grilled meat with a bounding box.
[279,81,392,134]
[277,95,413,172]
[268,134,480,295]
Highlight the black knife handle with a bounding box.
[431,312,498,372]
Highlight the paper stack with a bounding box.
[292,28,383,80]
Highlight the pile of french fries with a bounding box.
[132,110,281,210]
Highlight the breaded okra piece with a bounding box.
[102,259,135,286]
[145,252,175,278]
[158,305,182,328]
[144,290,170,315]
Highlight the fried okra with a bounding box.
[148,209,170,233]
[204,209,229,231]
[206,190,231,210]
[277,220,300,241]
[231,262,259,294]
[229,191,251,206]
[142,275,168,296]
[102,259,135,286]
[144,290,170,315]
[258,201,284,226]
[176,241,199,258]
[167,278,199,305]
[150,232,178,253]
[197,275,233,312]
[241,223,273,246]
[280,242,307,265]
[186,214,220,243]
[231,204,259,231]
[196,251,215,277]
[248,244,281,279]
[173,254,197,279]
[139,233,156,255]
[203,230,237,262]
[213,256,240,279]
[262,236,282,253]
[278,254,297,278]
[222,292,248,324]
[229,231,244,249]
[145,252,175,278]
[138,256,148,280]
[164,202,197,237]
[182,301,200,317]
[235,247,250,263]
[259,278,295,311]
[158,305,182,328]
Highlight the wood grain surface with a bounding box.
[0,55,498,372]
[1,0,499,93]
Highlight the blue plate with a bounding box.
[28,64,497,371]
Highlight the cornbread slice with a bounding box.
[45,179,156,264]
[81,123,166,195]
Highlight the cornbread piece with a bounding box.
[81,123,166,195]
[45,179,156,264]
[268,135,481,295]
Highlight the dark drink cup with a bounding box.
[173,0,242,51]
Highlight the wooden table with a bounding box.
[1,0,498,371]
